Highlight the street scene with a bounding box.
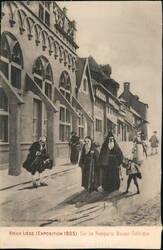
[0,148,161,227]
[0,0,161,238]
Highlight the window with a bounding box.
[1,33,23,90]
[11,66,21,89]
[45,11,50,26]
[45,82,52,99]
[59,71,71,103]
[33,99,42,141]
[34,76,43,89]
[39,4,44,21]
[0,35,10,59]
[0,88,8,143]
[96,119,102,132]
[38,2,50,27]
[59,106,71,142]
[83,78,87,92]
[0,116,8,142]
[0,88,8,111]
[0,61,9,79]
[78,114,84,138]
[12,43,23,65]
[33,57,53,98]
[32,57,53,141]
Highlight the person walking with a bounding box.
[99,131,123,193]
[122,158,141,194]
[132,131,147,165]
[23,136,53,187]
[69,132,80,164]
[149,131,159,155]
[79,136,100,192]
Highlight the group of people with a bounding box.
[78,132,144,194]
[22,129,158,195]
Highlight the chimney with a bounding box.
[124,82,130,92]
[63,7,68,16]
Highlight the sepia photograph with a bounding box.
[0,0,162,249]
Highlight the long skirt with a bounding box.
[70,145,79,164]
[81,167,100,192]
[102,165,120,193]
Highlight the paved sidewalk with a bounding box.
[0,158,76,191]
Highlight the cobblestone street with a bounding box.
[0,152,161,227]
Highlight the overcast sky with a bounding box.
[59,1,162,137]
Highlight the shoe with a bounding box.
[137,190,140,194]
[40,182,48,186]
[124,190,128,194]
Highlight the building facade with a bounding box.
[119,82,149,140]
[0,1,80,174]
[0,2,149,175]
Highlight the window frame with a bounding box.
[0,88,9,143]
[59,104,71,142]
[95,118,102,132]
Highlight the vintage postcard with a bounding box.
[0,0,162,249]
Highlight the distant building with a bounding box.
[119,82,149,139]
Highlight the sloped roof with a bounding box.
[75,57,87,88]
[119,91,148,107]
[75,57,95,102]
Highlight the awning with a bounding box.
[54,87,79,118]
[25,73,58,113]
[72,96,94,123]
[0,71,24,104]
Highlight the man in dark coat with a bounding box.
[79,136,100,192]
[99,132,123,193]
[69,132,80,164]
[23,136,53,187]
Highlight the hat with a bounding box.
[107,131,114,138]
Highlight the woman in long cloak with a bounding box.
[99,132,123,193]
[69,132,80,164]
[79,136,100,192]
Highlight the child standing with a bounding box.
[122,158,141,194]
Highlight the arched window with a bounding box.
[32,56,53,141]
[0,88,8,142]
[0,35,10,59]
[12,42,23,65]
[59,71,72,142]
[0,32,23,90]
[59,71,71,102]
[33,56,53,98]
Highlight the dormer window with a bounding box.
[38,2,50,27]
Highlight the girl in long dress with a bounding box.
[79,136,100,192]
